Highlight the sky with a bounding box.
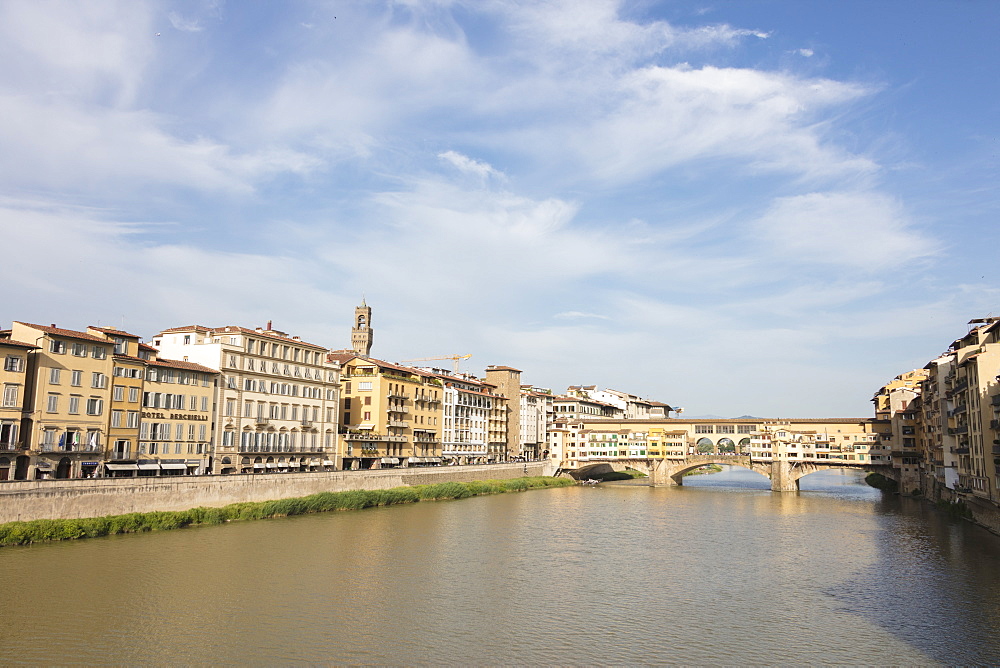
[2,0,998,418]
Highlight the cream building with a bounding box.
[152,323,340,474]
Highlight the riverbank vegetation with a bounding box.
[684,464,723,476]
[592,468,648,482]
[0,476,574,548]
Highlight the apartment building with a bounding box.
[152,323,340,474]
[331,353,443,469]
[519,386,552,460]
[0,336,36,480]
[10,322,115,479]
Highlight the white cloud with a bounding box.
[753,191,939,269]
[554,311,610,320]
[438,151,504,182]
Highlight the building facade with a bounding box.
[152,323,341,474]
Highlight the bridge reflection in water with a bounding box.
[568,453,896,491]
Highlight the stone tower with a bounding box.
[351,299,373,357]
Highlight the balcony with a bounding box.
[386,390,407,400]
[387,420,409,428]
[38,443,101,453]
[992,395,1000,407]
[300,419,313,428]
[387,405,409,415]
[991,419,1000,431]
[343,431,380,441]
[951,447,970,455]
[254,417,270,427]
[948,404,968,417]
[948,425,969,436]
[0,442,21,452]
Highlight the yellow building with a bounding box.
[137,355,218,475]
[11,322,115,479]
[0,335,37,480]
[331,353,444,469]
[81,327,148,474]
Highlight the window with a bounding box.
[86,398,104,415]
[71,370,82,386]
[50,340,66,354]
[68,396,81,414]
[695,424,713,434]
[71,342,87,356]
[3,356,24,372]
[128,387,139,403]
[2,384,19,408]
[126,411,139,429]
[113,385,124,402]
[47,394,59,412]
[201,396,208,412]
[113,337,126,355]
[49,368,61,384]
[183,335,191,345]
[111,410,123,428]
[358,381,373,391]
[92,346,107,359]
[92,372,107,389]
[225,399,236,416]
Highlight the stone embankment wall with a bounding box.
[0,462,555,523]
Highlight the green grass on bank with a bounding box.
[683,464,723,476]
[0,476,575,548]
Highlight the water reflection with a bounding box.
[0,469,997,665]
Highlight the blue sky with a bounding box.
[2,0,998,417]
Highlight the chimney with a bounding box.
[267,320,272,331]
[51,324,56,328]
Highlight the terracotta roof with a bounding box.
[138,342,157,352]
[0,338,39,350]
[113,354,147,364]
[88,326,141,338]
[147,358,219,374]
[337,354,436,379]
[14,322,112,344]
[486,365,522,372]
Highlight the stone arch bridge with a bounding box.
[569,455,897,492]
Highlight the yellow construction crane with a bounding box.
[399,354,472,373]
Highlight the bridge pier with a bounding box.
[769,460,799,492]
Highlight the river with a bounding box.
[1,467,998,665]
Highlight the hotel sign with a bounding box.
[142,411,208,421]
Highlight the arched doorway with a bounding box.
[56,457,72,479]
[717,438,735,453]
[696,437,714,454]
[14,455,29,480]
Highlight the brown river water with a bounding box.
[1,467,998,665]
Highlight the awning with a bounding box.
[380,457,399,464]
[287,460,301,467]
[253,463,265,469]
[322,460,334,466]
[357,423,375,430]
[137,463,160,471]
[160,463,187,470]
[106,463,138,471]
[265,462,276,469]
[35,462,52,469]
[425,457,442,463]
